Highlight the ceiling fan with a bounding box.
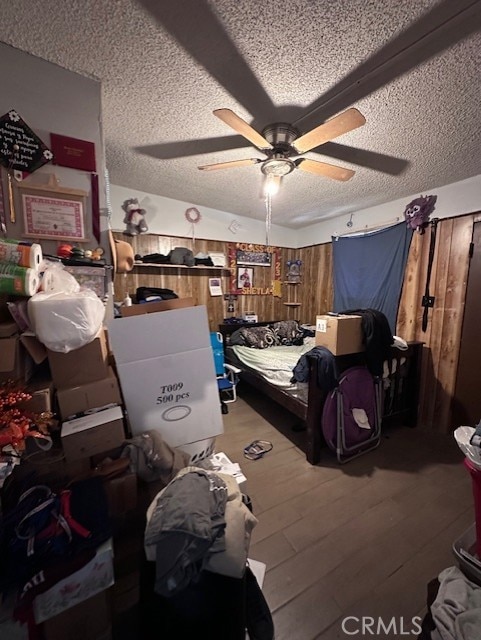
[198,107,366,190]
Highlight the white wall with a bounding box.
[110,183,295,247]
[111,173,481,250]
[0,42,106,256]
[296,174,481,247]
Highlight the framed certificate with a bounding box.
[17,175,88,242]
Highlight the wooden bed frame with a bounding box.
[219,321,423,465]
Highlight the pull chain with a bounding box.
[265,192,272,246]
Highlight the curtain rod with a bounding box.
[333,217,401,238]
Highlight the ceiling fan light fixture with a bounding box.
[263,175,281,196]
[261,157,295,177]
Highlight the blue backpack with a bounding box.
[322,365,380,461]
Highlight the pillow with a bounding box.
[240,326,280,349]
[228,328,247,346]
[272,320,304,345]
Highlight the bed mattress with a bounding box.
[229,338,315,388]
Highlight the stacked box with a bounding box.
[56,366,122,420]
[47,329,110,390]
[61,405,125,462]
[315,314,364,356]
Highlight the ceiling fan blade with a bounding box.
[198,158,261,171]
[296,158,355,182]
[134,135,249,160]
[293,108,366,154]
[317,142,409,176]
[214,109,273,150]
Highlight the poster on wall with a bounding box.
[237,267,254,290]
[228,243,282,296]
[236,248,271,266]
[209,277,223,296]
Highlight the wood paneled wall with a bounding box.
[397,215,475,432]
[113,232,334,329]
[114,218,475,434]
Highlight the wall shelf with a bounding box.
[283,302,302,307]
[133,262,230,272]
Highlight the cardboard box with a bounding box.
[47,329,110,390]
[18,376,53,413]
[104,472,137,516]
[25,450,91,488]
[315,314,364,355]
[56,366,122,420]
[0,319,17,338]
[37,566,113,632]
[120,296,194,317]
[61,405,125,462]
[0,333,46,382]
[35,541,113,624]
[110,571,140,615]
[108,305,223,448]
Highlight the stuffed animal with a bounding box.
[404,194,437,234]
[122,198,148,236]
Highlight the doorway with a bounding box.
[453,220,481,428]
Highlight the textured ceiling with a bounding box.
[0,0,480,228]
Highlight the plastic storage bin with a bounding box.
[464,457,481,558]
[452,523,481,586]
[178,437,216,464]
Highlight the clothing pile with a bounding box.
[144,466,257,596]
[419,566,481,640]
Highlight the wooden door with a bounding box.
[453,221,481,428]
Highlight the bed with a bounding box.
[219,320,423,465]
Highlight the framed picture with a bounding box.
[22,193,86,241]
[17,175,88,242]
[236,249,271,267]
[237,266,254,290]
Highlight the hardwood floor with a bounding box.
[216,386,474,640]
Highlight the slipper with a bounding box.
[243,440,273,461]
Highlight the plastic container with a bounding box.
[210,331,224,376]
[178,437,216,464]
[452,523,481,586]
[464,457,481,559]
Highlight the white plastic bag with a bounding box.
[39,261,80,295]
[28,290,105,352]
[454,426,481,469]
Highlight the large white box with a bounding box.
[108,306,223,448]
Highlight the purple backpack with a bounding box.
[322,366,379,455]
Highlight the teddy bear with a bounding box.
[122,198,148,236]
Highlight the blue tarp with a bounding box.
[332,223,413,332]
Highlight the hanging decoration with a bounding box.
[0,110,52,174]
[185,207,201,249]
[421,218,439,332]
[228,242,281,296]
[185,207,201,224]
[403,194,437,234]
[0,109,52,225]
[0,170,6,235]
